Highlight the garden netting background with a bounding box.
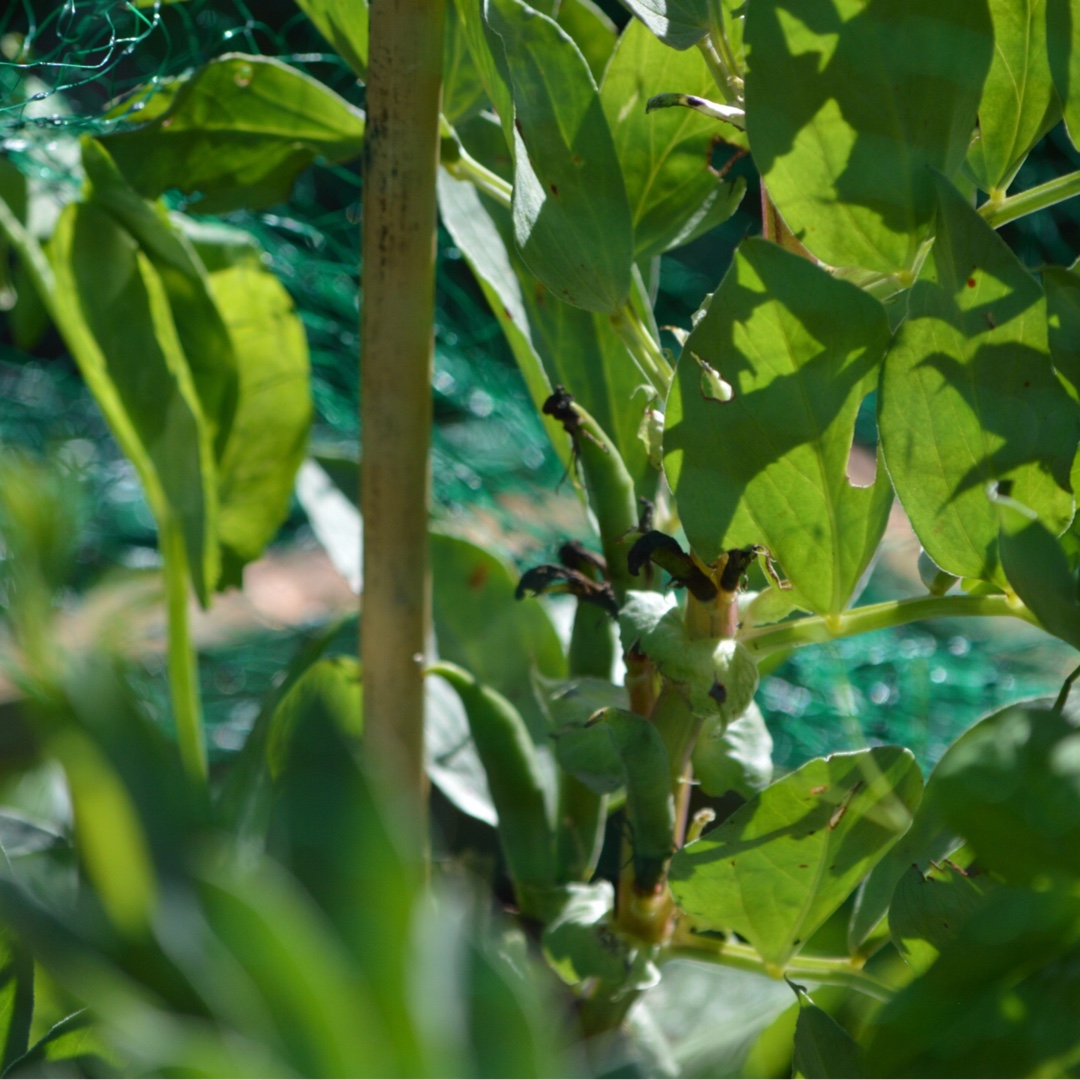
[0,0,1077,771]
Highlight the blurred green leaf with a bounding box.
[48,200,220,602]
[444,0,489,123]
[0,926,32,1075]
[102,55,365,214]
[745,0,993,273]
[965,0,1060,193]
[670,747,921,969]
[792,995,862,1079]
[932,703,1080,885]
[865,887,1080,1077]
[431,531,566,740]
[293,0,368,80]
[202,244,312,586]
[664,239,892,616]
[691,701,773,799]
[889,861,997,975]
[879,174,1077,587]
[1044,263,1080,399]
[602,18,746,260]
[3,1009,114,1079]
[484,0,634,312]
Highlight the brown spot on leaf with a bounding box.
[468,564,489,590]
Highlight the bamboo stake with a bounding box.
[361,0,445,832]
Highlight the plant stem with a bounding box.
[739,593,1038,659]
[979,169,1080,229]
[160,514,207,783]
[610,303,672,398]
[441,141,512,208]
[667,932,896,1003]
[361,0,445,831]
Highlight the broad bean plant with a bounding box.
[1,0,1080,1075]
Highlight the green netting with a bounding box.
[0,0,1076,775]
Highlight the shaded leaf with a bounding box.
[1048,0,1080,149]
[484,0,634,311]
[1044,263,1080,399]
[444,0,489,123]
[557,0,618,83]
[103,55,365,214]
[932,703,1080,885]
[889,861,997,975]
[601,17,746,259]
[745,0,993,274]
[3,1009,115,1080]
[692,701,773,799]
[670,747,921,969]
[878,174,1077,586]
[619,0,712,50]
[664,239,892,616]
[792,998,862,1079]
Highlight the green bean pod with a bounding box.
[568,403,639,601]
[427,663,556,905]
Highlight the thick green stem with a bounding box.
[362,0,445,825]
[740,593,1037,659]
[440,127,513,207]
[980,169,1080,229]
[160,515,207,783]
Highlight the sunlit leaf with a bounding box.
[745,0,993,274]
[670,747,921,969]
[664,239,892,616]
[293,0,369,80]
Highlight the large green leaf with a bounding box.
[889,861,997,975]
[102,55,365,214]
[437,171,651,492]
[557,0,618,83]
[50,202,220,602]
[3,1010,115,1079]
[966,0,1061,193]
[792,997,862,1079]
[484,0,634,312]
[865,887,1080,1077]
[692,702,773,799]
[431,531,566,741]
[619,0,712,50]
[444,0,489,123]
[669,747,922,970]
[601,17,746,260]
[745,0,993,274]
[1044,263,1080,399]
[200,242,312,585]
[878,175,1077,586]
[664,239,892,616]
[0,926,32,1074]
[1048,0,1080,149]
[293,0,368,80]
[932,703,1080,885]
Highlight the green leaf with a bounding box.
[744,0,993,274]
[484,0,634,312]
[81,140,240,462]
[999,501,1080,649]
[965,0,1061,193]
[453,0,515,150]
[664,239,892,617]
[669,747,922,970]
[1048,0,1080,149]
[619,0,712,50]
[792,998,862,1079]
[3,1009,115,1079]
[533,672,629,730]
[1044,264,1080,399]
[889,861,997,975]
[102,55,365,214]
[932,703,1080,885]
[557,0,618,83]
[865,887,1080,1078]
[431,531,566,741]
[50,201,220,602]
[293,0,368,80]
[444,0,489,123]
[878,175,1078,586]
[436,172,651,492]
[692,701,773,799]
[0,926,32,1075]
[542,881,625,984]
[601,17,746,260]
[201,243,312,585]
